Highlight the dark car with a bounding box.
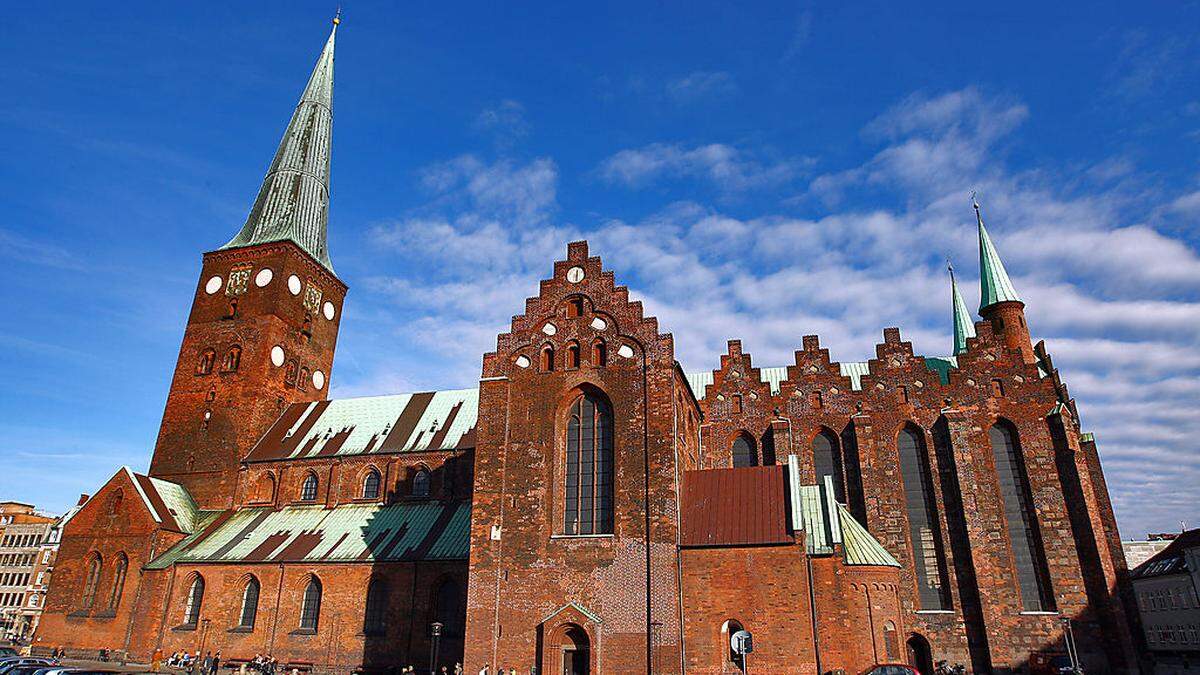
[860,665,920,675]
[0,660,53,675]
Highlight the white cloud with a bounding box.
[665,70,737,102]
[473,99,530,148]
[597,143,806,192]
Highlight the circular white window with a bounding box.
[204,276,222,295]
[322,301,336,321]
[312,370,326,389]
[542,322,557,336]
[515,355,531,368]
[287,274,302,295]
[590,317,607,331]
[255,268,274,287]
[566,266,585,283]
[270,345,285,367]
[617,344,635,358]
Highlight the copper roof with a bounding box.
[680,465,792,547]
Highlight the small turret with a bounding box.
[974,197,1034,363]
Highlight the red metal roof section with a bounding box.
[680,465,792,547]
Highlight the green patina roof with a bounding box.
[950,265,977,355]
[923,356,958,386]
[976,203,1022,311]
[791,466,900,567]
[838,504,901,567]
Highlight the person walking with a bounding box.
[212,651,221,675]
[151,648,163,673]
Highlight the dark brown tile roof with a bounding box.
[1131,528,1200,580]
[680,465,792,547]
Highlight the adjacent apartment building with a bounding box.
[1130,529,1200,674]
[0,503,56,642]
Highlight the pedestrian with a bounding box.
[203,651,213,675]
[152,648,163,673]
[478,665,489,675]
[454,664,463,675]
[212,651,221,675]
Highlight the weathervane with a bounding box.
[333,6,342,25]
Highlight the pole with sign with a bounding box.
[731,629,753,675]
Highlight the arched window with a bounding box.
[898,425,951,610]
[435,578,463,636]
[591,339,607,367]
[566,296,584,318]
[196,349,216,375]
[541,345,555,372]
[812,429,845,502]
[183,575,204,626]
[81,553,102,609]
[564,393,614,535]
[109,488,124,514]
[412,468,431,497]
[989,421,1055,611]
[256,473,276,503]
[238,576,260,629]
[882,621,899,660]
[363,580,388,634]
[298,367,310,391]
[299,577,322,631]
[722,620,745,668]
[362,470,381,500]
[731,433,757,468]
[222,345,242,372]
[567,342,581,369]
[300,473,319,501]
[107,553,128,610]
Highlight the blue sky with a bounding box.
[1,2,1198,538]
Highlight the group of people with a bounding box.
[158,649,222,674]
[476,667,532,675]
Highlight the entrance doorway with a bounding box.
[560,626,590,675]
[907,634,934,675]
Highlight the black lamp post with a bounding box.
[429,621,443,674]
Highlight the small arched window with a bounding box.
[299,577,322,631]
[285,359,299,386]
[81,553,102,609]
[567,342,581,369]
[363,580,388,634]
[566,296,584,317]
[731,433,757,468]
[256,473,276,503]
[107,553,128,610]
[196,349,216,375]
[541,345,555,372]
[222,345,242,372]
[238,576,260,629]
[109,488,124,514]
[592,339,607,367]
[300,473,319,501]
[183,575,204,626]
[362,470,381,500]
[412,468,431,498]
[722,620,745,667]
[883,620,899,660]
[298,367,310,391]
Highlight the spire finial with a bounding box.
[333,6,341,25]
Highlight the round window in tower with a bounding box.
[270,345,286,367]
[566,266,585,283]
[287,274,302,295]
[312,370,326,390]
[322,301,336,321]
[204,276,223,295]
[255,268,274,288]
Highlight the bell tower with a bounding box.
[148,17,346,509]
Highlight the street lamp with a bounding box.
[1060,617,1080,674]
[429,621,443,674]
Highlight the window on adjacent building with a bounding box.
[731,433,757,468]
[990,421,1055,611]
[363,470,381,500]
[299,577,322,631]
[183,575,204,626]
[238,576,260,629]
[898,425,952,610]
[300,473,319,502]
[564,393,614,535]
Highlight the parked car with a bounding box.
[0,660,53,675]
[0,650,18,659]
[859,665,920,675]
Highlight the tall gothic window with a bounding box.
[989,421,1055,611]
[812,429,845,502]
[300,473,319,501]
[108,553,128,610]
[362,470,381,500]
[898,425,951,610]
[81,553,102,609]
[412,468,431,497]
[183,575,204,626]
[238,576,260,629]
[299,577,322,631]
[435,578,463,636]
[564,393,614,535]
[731,433,756,468]
[363,580,387,634]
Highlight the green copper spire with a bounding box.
[221,16,338,272]
[949,261,976,355]
[975,197,1021,312]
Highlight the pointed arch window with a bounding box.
[238,576,260,629]
[411,468,431,497]
[566,342,581,369]
[196,349,216,375]
[300,473,319,502]
[183,575,204,626]
[564,393,614,535]
[299,577,322,631]
[989,421,1055,611]
[222,345,242,372]
[591,339,607,367]
[362,470,381,500]
[107,553,128,610]
[812,429,845,502]
[731,433,757,468]
[898,426,951,610]
[363,579,388,634]
[81,553,102,609]
[541,345,555,372]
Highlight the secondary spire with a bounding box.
[221,16,339,272]
[975,195,1021,313]
[949,261,976,356]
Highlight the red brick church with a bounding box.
[34,18,1142,675]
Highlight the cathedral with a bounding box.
[34,18,1143,675]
